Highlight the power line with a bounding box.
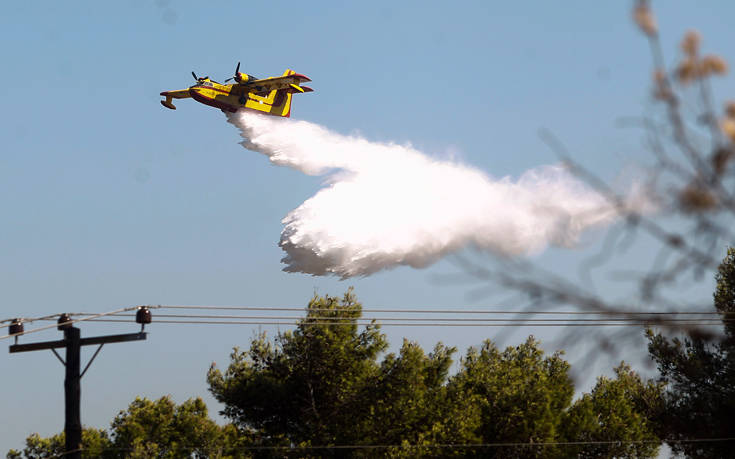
[2,305,728,342]
[146,305,733,315]
[209,437,735,450]
[3,305,728,328]
[78,319,725,327]
[43,436,735,456]
[74,312,729,325]
[87,313,731,322]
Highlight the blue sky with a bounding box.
[2,0,734,450]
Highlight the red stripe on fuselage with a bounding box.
[189,89,238,113]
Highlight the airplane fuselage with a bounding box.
[188,80,291,116]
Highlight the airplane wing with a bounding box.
[241,71,313,94]
[159,89,191,110]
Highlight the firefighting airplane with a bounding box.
[160,63,312,117]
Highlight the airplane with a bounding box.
[160,63,313,117]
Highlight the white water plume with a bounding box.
[228,111,639,278]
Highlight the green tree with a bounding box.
[647,246,735,458]
[449,337,574,458]
[207,290,481,457]
[209,290,667,457]
[358,340,481,457]
[7,397,244,459]
[562,362,663,458]
[109,395,241,458]
[207,289,389,452]
[6,428,111,459]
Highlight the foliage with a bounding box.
[109,395,241,458]
[647,247,735,458]
[449,337,574,458]
[562,362,663,458]
[358,340,480,457]
[207,289,482,456]
[6,428,110,459]
[7,397,245,459]
[210,291,661,457]
[207,289,390,452]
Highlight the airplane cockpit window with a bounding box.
[246,74,258,81]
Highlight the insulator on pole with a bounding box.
[57,313,72,331]
[136,307,152,331]
[9,319,23,344]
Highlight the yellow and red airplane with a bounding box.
[160,63,312,117]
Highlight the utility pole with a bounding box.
[65,326,81,457]
[8,307,152,458]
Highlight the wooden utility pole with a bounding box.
[8,309,150,458]
[65,327,82,456]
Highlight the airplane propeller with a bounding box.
[192,71,209,82]
[225,62,242,82]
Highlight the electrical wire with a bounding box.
[44,436,735,456]
[86,314,735,323]
[3,305,729,327]
[1,303,729,342]
[198,437,735,450]
[73,312,728,326]
[57,309,729,327]
[81,319,726,327]
[145,305,735,315]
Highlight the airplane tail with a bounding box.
[268,69,313,118]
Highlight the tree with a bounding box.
[209,290,667,457]
[647,247,735,458]
[449,337,574,458]
[562,362,663,458]
[109,396,241,458]
[208,290,482,457]
[6,429,111,459]
[207,289,389,452]
[357,340,481,457]
[7,396,244,459]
